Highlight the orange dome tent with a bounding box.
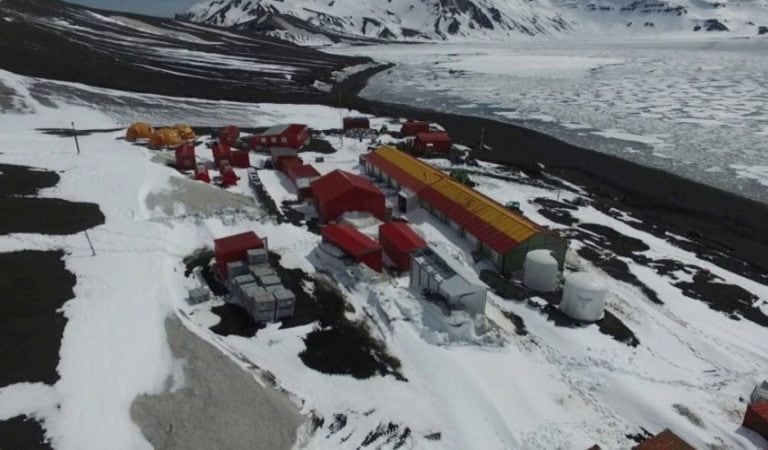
[173,124,196,141]
[126,122,154,142]
[149,128,183,148]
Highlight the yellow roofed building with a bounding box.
[363,145,566,274]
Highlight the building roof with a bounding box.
[750,400,768,418]
[322,224,381,256]
[256,123,307,137]
[379,222,426,253]
[416,131,451,142]
[286,164,321,180]
[634,430,695,450]
[366,146,547,254]
[311,169,383,203]
[214,231,264,255]
[364,146,444,192]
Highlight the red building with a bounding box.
[379,222,426,272]
[276,155,303,172]
[744,401,768,442]
[249,124,309,150]
[400,120,430,137]
[212,141,231,167]
[174,142,196,171]
[414,131,452,154]
[322,224,382,272]
[219,125,240,146]
[310,170,385,222]
[634,429,694,450]
[230,150,250,168]
[214,231,265,278]
[285,164,321,200]
[343,116,370,131]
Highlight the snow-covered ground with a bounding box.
[329,38,768,204]
[0,67,767,449]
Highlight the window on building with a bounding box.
[281,137,287,143]
[271,137,277,143]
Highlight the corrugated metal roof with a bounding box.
[322,224,381,256]
[310,169,383,203]
[635,430,695,450]
[366,146,545,253]
[286,164,320,180]
[379,222,426,253]
[256,123,307,137]
[365,146,444,192]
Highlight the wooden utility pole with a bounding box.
[71,122,81,155]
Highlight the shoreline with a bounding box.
[333,63,768,273]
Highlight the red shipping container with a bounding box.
[400,120,429,136]
[414,131,452,154]
[219,125,240,146]
[230,150,250,168]
[212,141,231,166]
[744,401,768,442]
[634,429,695,450]
[310,170,385,222]
[174,142,196,171]
[322,224,382,272]
[214,231,264,278]
[343,116,370,131]
[379,222,426,272]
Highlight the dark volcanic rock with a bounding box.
[759,26,768,35]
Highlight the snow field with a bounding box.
[1,68,767,449]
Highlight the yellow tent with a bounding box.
[173,124,196,141]
[125,122,154,142]
[149,128,183,148]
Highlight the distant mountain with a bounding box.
[177,0,768,43]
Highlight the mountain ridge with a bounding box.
[177,0,768,43]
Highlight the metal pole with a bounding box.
[84,230,95,256]
[71,122,81,155]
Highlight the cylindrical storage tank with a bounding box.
[559,272,607,322]
[523,250,559,292]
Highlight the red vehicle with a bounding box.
[220,163,239,187]
[195,164,210,183]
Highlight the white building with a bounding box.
[410,246,487,315]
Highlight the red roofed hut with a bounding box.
[276,155,303,172]
[174,142,196,171]
[343,116,370,131]
[379,222,426,272]
[400,120,429,137]
[219,125,240,146]
[310,170,385,222]
[744,401,768,442]
[214,231,265,278]
[322,224,382,272]
[633,429,694,450]
[249,124,309,150]
[285,164,321,200]
[414,131,452,154]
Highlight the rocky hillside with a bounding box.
[177,0,768,42]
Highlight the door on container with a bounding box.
[398,194,407,212]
